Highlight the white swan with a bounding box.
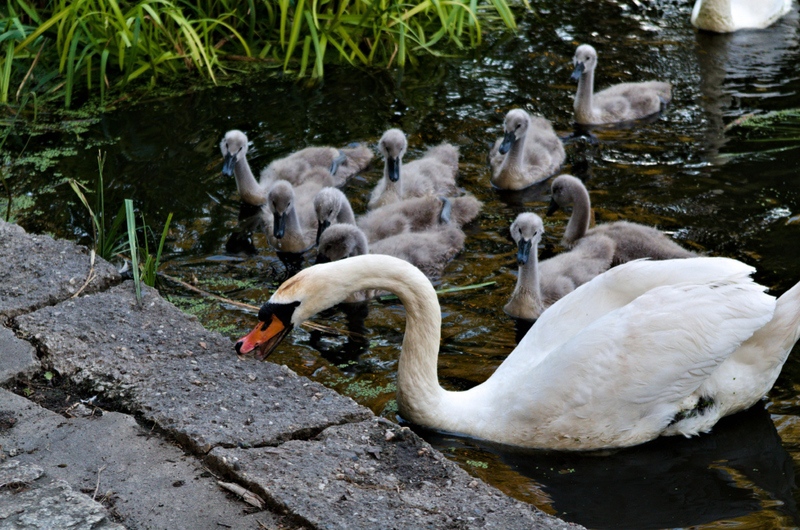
[235,254,800,450]
[488,109,565,190]
[220,129,373,205]
[571,45,672,125]
[549,174,697,265]
[692,0,792,33]
[504,213,615,321]
[368,129,459,210]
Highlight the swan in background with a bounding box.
[368,129,459,210]
[220,129,373,205]
[548,174,697,265]
[488,109,565,190]
[266,180,322,253]
[235,254,800,450]
[571,44,672,125]
[504,213,615,321]
[314,187,482,243]
[692,0,792,32]
[316,224,465,302]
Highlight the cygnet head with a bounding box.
[316,224,368,263]
[571,44,597,82]
[267,181,296,239]
[378,129,408,182]
[547,174,584,215]
[313,187,347,244]
[221,130,249,177]
[499,109,531,155]
[510,213,544,265]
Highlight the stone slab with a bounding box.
[209,418,582,530]
[0,389,293,530]
[0,326,39,384]
[14,282,372,453]
[0,460,125,530]
[0,219,120,320]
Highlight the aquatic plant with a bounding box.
[69,151,127,260]
[0,0,523,108]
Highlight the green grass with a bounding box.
[0,0,523,109]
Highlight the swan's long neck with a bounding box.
[337,198,356,225]
[503,130,526,174]
[692,0,735,32]
[235,154,268,205]
[518,246,545,311]
[574,70,597,124]
[563,186,592,245]
[294,257,446,425]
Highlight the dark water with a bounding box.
[7,0,800,528]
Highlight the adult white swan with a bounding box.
[691,0,792,33]
[235,255,800,450]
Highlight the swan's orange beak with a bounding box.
[235,314,292,361]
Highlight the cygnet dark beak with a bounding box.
[387,156,400,182]
[517,238,533,266]
[570,61,585,82]
[499,130,516,155]
[222,150,238,177]
[316,220,330,245]
[273,212,287,239]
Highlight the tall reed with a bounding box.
[0,0,522,107]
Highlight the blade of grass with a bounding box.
[124,199,141,304]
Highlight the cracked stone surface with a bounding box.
[0,219,120,320]
[0,460,125,530]
[0,327,39,385]
[0,389,294,530]
[208,419,580,530]
[13,282,372,453]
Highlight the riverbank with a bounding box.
[0,218,580,530]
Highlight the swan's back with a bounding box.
[401,145,460,198]
[489,110,565,189]
[692,0,792,32]
[551,174,696,263]
[370,225,466,280]
[589,221,698,265]
[261,143,372,187]
[477,258,777,449]
[538,235,616,303]
[510,258,759,371]
[358,195,481,242]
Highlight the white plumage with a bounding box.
[238,254,800,450]
[692,0,792,32]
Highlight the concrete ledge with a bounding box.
[209,418,578,530]
[0,327,39,385]
[0,460,125,530]
[0,219,120,320]
[0,389,293,529]
[13,282,372,454]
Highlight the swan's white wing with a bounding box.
[499,257,756,378]
[495,278,775,448]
